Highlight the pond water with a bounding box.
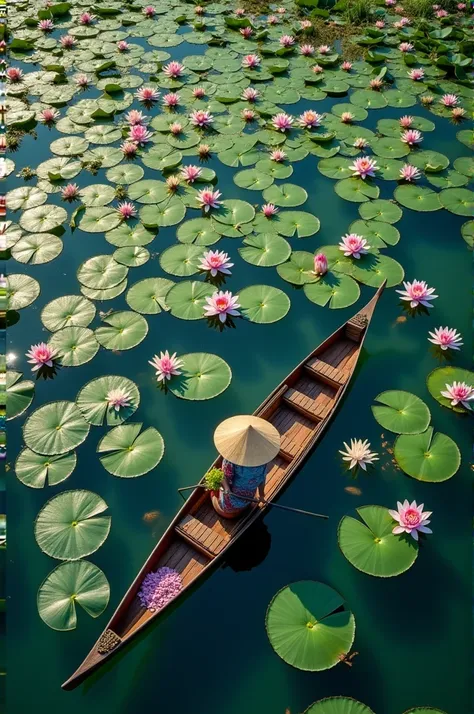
[5,4,472,714]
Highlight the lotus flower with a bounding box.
[163,92,180,107]
[279,34,295,47]
[199,250,233,277]
[126,110,148,126]
[6,67,23,82]
[163,61,184,79]
[300,44,314,56]
[193,86,206,99]
[61,183,80,201]
[341,61,352,71]
[313,253,328,276]
[375,20,385,27]
[399,42,414,52]
[240,26,253,38]
[128,125,152,145]
[353,137,369,150]
[180,165,202,183]
[457,3,466,9]
[300,19,312,28]
[396,279,438,308]
[143,5,155,16]
[75,75,89,88]
[149,351,183,382]
[195,5,204,14]
[117,40,129,51]
[267,14,278,23]
[399,163,421,182]
[106,389,131,411]
[339,438,379,470]
[451,107,466,121]
[242,54,261,69]
[169,122,183,137]
[272,113,293,132]
[340,111,354,124]
[440,381,474,408]
[189,109,214,127]
[428,326,463,351]
[198,143,211,158]
[408,68,424,81]
[399,16,411,25]
[389,501,432,541]
[40,108,60,123]
[242,87,259,102]
[60,35,76,48]
[435,8,448,16]
[121,141,138,157]
[135,86,160,103]
[440,93,459,107]
[299,110,322,129]
[117,201,137,220]
[26,343,58,371]
[262,203,278,217]
[166,175,180,192]
[399,115,414,128]
[318,44,331,54]
[312,64,324,74]
[270,149,286,162]
[79,12,95,24]
[38,19,54,31]
[386,0,396,5]
[197,188,222,212]
[204,290,241,323]
[277,6,286,12]
[339,233,370,258]
[235,7,245,15]
[369,78,383,90]
[242,108,256,122]
[350,156,378,179]
[421,95,434,106]
[401,129,422,146]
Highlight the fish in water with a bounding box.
[395,316,406,323]
[143,510,160,523]
[345,486,362,496]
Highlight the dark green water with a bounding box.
[6,28,472,714]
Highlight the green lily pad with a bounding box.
[7,371,35,421]
[350,89,388,109]
[78,207,122,233]
[125,278,174,315]
[19,205,68,234]
[106,222,156,248]
[80,184,116,207]
[262,183,308,208]
[34,490,111,560]
[453,157,474,179]
[403,709,447,714]
[394,185,441,212]
[239,233,291,267]
[11,233,63,265]
[359,200,403,224]
[113,246,150,268]
[439,188,474,216]
[349,220,400,247]
[177,218,221,246]
[371,137,409,159]
[304,274,360,309]
[50,136,89,156]
[166,280,216,320]
[255,159,293,180]
[266,581,355,671]
[81,279,128,302]
[213,199,255,226]
[371,390,431,434]
[239,285,290,324]
[7,274,40,310]
[7,187,47,211]
[394,427,460,482]
[338,505,419,577]
[461,221,473,248]
[335,178,379,203]
[318,157,353,180]
[95,311,148,351]
[48,327,99,367]
[169,353,232,401]
[234,169,274,191]
[77,255,128,290]
[76,375,139,427]
[15,448,77,489]
[98,423,164,478]
[304,698,375,714]
[159,244,203,277]
[141,197,187,228]
[277,251,317,286]
[351,254,404,288]
[23,401,90,456]
[427,366,474,413]
[409,150,449,173]
[37,561,110,631]
[105,163,145,185]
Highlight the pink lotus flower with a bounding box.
[197,188,222,212]
[375,20,385,28]
[399,42,414,52]
[61,183,79,201]
[272,112,293,132]
[350,156,378,179]
[163,61,184,79]
[38,19,54,31]
[149,351,183,382]
[40,107,60,123]
[242,54,261,69]
[235,7,245,15]
[339,233,370,258]
[279,34,295,47]
[60,35,75,48]
[79,12,95,24]
[440,381,474,408]
[163,92,180,107]
[198,144,211,158]
[399,163,421,181]
[300,19,312,28]
[242,108,256,122]
[457,2,466,9]
[117,201,137,220]
[270,149,287,162]
[106,389,131,411]
[340,111,354,124]
[136,86,160,103]
[240,26,253,38]
[299,44,315,56]
[313,253,328,276]
[428,326,463,351]
[341,61,352,71]
[189,109,214,127]
[267,14,278,23]
[451,107,466,121]
[6,67,23,82]
[299,110,322,129]
[399,15,410,24]
[126,110,148,126]
[195,5,204,14]
[396,279,438,308]
[166,175,181,192]
[312,64,324,74]
[389,500,432,541]
[399,115,414,128]
[408,68,424,81]
[169,122,183,135]
[26,343,58,371]
[369,78,383,91]
[242,87,259,102]
[128,124,152,145]
[386,0,396,5]
[180,165,202,183]
[318,44,331,54]
[435,8,448,16]
[441,93,459,107]
[193,86,206,99]
[421,95,434,105]
[121,141,138,157]
[401,129,423,146]
[143,5,156,16]
[277,6,286,12]
[199,249,233,276]
[353,137,369,150]
[262,203,278,217]
[117,40,130,51]
[204,290,241,323]
[75,75,89,88]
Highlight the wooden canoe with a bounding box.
[62,281,385,690]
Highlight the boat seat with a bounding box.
[175,514,228,559]
[283,375,336,422]
[305,358,348,388]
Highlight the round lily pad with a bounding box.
[81,279,128,302]
[394,427,460,482]
[371,390,431,434]
[159,244,203,277]
[37,560,110,631]
[213,199,255,226]
[16,448,76,489]
[169,353,232,401]
[7,371,35,421]
[76,375,140,426]
[277,251,317,286]
[409,151,449,173]
[34,490,111,560]
[48,327,99,367]
[318,157,353,180]
[461,221,473,248]
[403,709,446,714]
[77,255,129,290]
[335,178,379,203]
[113,246,150,268]
[276,211,321,238]
[239,233,291,267]
[106,222,156,248]
[95,311,148,351]
[239,285,290,324]
[351,254,404,288]
[177,218,221,246]
[19,205,67,234]
[305,699,375,714]
[438,188,474,217]
[106,164,144,184]
[359,200,402,224]
[234,169,274,191]
[349,220,400,248]
[98,423,164,478]
[23,401,90,456]
[266,581,355,671]
[166,281,216,320]
[338,505,419,577]
[262,183,308,208]
[394,185,441,212]
[78,207,122,233]
[11,233,63,265]
[7,274,40,310]
[427,366,474,413]
[80,184,116,207]
[126,278,174,315]
[304,274,360,309]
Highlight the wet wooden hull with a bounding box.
[62,282,385,690]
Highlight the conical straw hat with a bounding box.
[214,415,281,467]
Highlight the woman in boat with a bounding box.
[211,415,281,519]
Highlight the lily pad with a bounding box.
[169,353,232,401]
[371,390,431,434]
[7,371,35,421]
[159,244,203,277]
[276,211,321,238]
[213,199,255,226]
[78,207,122,233]
[394,427,460,482]
[125,278,174,315]
[95,311,148,351]
[19,205,67,234]
[76,375,140,426]
[16,448,77,489]
[177,218,221,246]
[98,423,164,478]
[305,699,375,714]
[77,255,128,290]
[394,185,441,212]
[7,274,40,310]
[359,200,402,224]
[277,251,317,286]
[48,327,99,367]
[239,285,290,324]
[349,220,400,248]
[239,233,291,267]
[113,246,150,268]
[439,188,474,217]
[23,401,90,456]
[12,233,63,265]
[335,178,379,203]
[351,254,404,288]
[427,366,474,413]
[304,274,360,309]
[166,281,216,320]
[234,169,274,191]
[262,183,308,208]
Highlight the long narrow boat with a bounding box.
[63,282,385,690]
